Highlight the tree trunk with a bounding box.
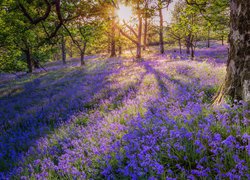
[143,1,148,51]
[178,39,182,55]
[80,42,87,66]
[110,33,116,57]
[136,6,142,59]
[69,40,73,58]
[143,16,148,51]
[53,52,59,61]
[222,35,224,46]
[191,35,195,59]
[191,45,194,59]
[119,46,122,56]
[110,8,116,57]
[80,52,84,66]
[159,3,164,54]
[214,0,250,103]
[25,49,32,73]
[186,34,191,54]
[107,36,111,54]
[207,28,210,48]
[118,30,122,56]
[33,59,39,69]
[61,35,66,64]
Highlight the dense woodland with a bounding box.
[0,0,250,179]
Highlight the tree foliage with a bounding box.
[0,0,230,72]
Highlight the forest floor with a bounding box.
[1,42,250,179]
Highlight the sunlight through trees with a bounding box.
[0,0,249,179]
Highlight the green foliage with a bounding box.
[0,0,230,72]
[168,0,229,47]
[0,0,81,72]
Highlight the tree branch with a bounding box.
[123,20,138,38]
[63,24,82,52]
[18,0,52,25]
[114,23,138,45]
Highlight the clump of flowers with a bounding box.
[103,99,250,179]
[1,46,249,179]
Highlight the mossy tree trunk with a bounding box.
[215,0,250,103]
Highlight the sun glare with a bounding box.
[117,5,133,21]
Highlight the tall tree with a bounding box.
[155,0,171,54]
[110,6,117,57]
[215,0,250,103]
[158,0,164,54]
[143,0,150,50]
[115,0,145,59]
[0,0,79,72]
[136,2,143,59]
[65,14,104,66]
[0,3,50,73]
[176,2,200,58]
[168,1,186,55]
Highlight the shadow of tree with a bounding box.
[0,55,216,177]
[0,57,119,172]
[100,59,213,179]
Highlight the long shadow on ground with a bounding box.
[0,56,220,178]
[0,57,116,172]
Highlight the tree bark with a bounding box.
[191,35,195,59]
[207,28,210,48]
[186,34,191,54]
[110,8,116,57]
[33,59,39,69]
[25,49,32,73]
[178,39,182,55]
[61,35,66,64]
[118,46,122,56]
[159,2,164,54]
[118,30,122,56]
[107,36,111,54]
[80,42,87,66]
[214,0,250,103]
[136,6,142,59]
[191,44,194,59]
[69,40,73,58]
[143,1,149,51]
[143,16,148,51]
[110,33,116,57]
